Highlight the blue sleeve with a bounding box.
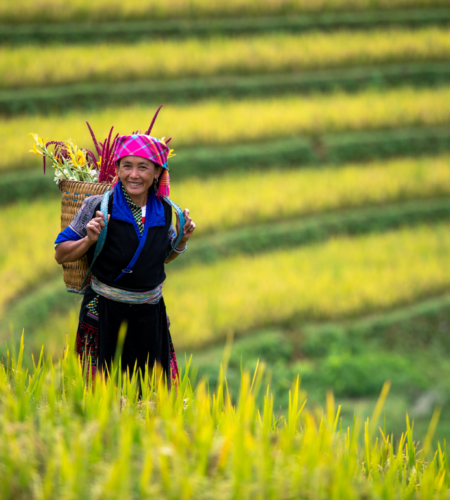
[54,226,82,247]
[168,221,177,241]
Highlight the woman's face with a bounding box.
[117,155,162,200]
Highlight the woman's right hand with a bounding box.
[55,212,110,265]
[86,211,109,243]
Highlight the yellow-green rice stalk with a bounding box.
[0,336,447,499]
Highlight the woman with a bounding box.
[54,134,195,385]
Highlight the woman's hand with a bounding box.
[55,212,110,264]
[86,211,109,243]
[176,209,196,248]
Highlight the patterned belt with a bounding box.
[91,276,163,305]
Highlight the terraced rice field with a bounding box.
[132,223,450,346]
[5,86,450,172]
[1,0,445,23]
[2,154,449,318]
[22,222,450,351]
[0,200,60,310]
[2,28,449,89]
[174,155,450,233]
[2,0,450,457]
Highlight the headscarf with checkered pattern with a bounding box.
[114,134,171,198]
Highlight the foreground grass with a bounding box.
[0,337,446,499]
[0,0,445,23]
[3,28,449,89]
[6,85,450,172]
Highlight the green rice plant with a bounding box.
[164,223,450,348]
[2,155,450,315]
[6,85,450,172]
[0,0,446,24]
[0,336,447,499]
[2,28,450,89]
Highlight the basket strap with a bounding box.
[164,196,186,258]
[79,193,183,291]
[79,190,111,291]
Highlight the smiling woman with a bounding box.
[54,129,196,385]
[118,156,161,203]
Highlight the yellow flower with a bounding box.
[29,144,43,156]
[68,150,77,165]
[97,156,102,167]
[29,132,48,147]
[77,149,87,166]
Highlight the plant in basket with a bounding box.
[30,119,175,187]
[29,123,121,185]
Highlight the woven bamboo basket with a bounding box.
[59,179,112,293]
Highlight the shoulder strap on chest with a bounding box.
[79,190,111,292]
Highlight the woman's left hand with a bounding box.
[176,209,196,247]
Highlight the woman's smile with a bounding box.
[118,155,162,206]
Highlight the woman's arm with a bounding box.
[165,209,196,264]
[55,211,107,264]
[55,237,95,264]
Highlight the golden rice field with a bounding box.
[27,223,450,350]
[0,0,443,23]
[165,223,450,348]
[3,28,449,89]
[174,155,450,233]
[2,154,449,314]
[6,86,450,172]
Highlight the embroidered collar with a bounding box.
[121,184,144,234]
[111,181,165,239]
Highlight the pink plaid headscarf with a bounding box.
[114,134,170,197]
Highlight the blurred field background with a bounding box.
[1,0,450,443]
